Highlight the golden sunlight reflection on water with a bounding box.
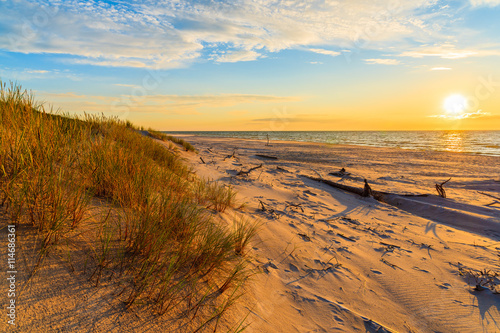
[441,131,465,153]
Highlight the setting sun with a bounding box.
[443,94,468,116]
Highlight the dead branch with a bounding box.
[380,258,400,269]
[435,178,451,198]
[286,202,304,212]
[380,242,401,249]
[310,167,324,179]
[237,164,263,176]
[298,233,311,241]
[223,149,237,161]
[199,156,206,164]
[265,134,271,147]
[477,191,500,201]
[337,233,356,242]
[256,154,278,160]
[329,168,351,177]
[362,179,373,197]
[276,166,290,172]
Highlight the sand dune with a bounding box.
[3,135,499,332]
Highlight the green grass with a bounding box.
[148,128,197,152]
[0,81,255,331]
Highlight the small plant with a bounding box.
[233,217,259,256]
[458,264,500,292]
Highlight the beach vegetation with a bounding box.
[0,81,255,331]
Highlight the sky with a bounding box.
[1,0,500,131]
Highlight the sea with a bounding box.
[168,131,500,157]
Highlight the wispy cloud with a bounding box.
[399,44,500,59]
[26,69,50,74]
[308,48,340,57]
[470,0,500,7]
[429,110,490,119]
[431,67,452,71]
[213,50,261,63]
[365,58,400,65]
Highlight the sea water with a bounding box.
[168,131,500,157]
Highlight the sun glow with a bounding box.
[443,94,468,116]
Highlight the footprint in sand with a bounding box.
[370,269,383,275]
[288,263,299,272]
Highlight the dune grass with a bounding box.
[0,81,256,331]
[148,128,197,152]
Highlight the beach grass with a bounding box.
[148,128,197,152]
[0,81,255,330]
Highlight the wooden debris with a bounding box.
[329,168,351,177]
[380,242,401,250]
[237,164,263,176]
[256,154,278,160]
[298,233,311,241]
[277,166,290,172]
[435,178,451,198]
[286,202,304,212]
[362,179,373,197]
[337,233,356,242]
[223,149,237,161]
[380,258,399,269]
[265,134,271,147]
[478,191,500,201]
[199,156,206,164]
[310,167,324,179]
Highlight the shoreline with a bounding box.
[168,131,500,157]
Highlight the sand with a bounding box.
[2,135,499,332]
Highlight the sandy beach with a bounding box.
[3,135,500,333]
[182,135,500,332]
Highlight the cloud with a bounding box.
[429,110,491,119]
[431,67,452,70]
[470,0,500,7]
[0,0,458,68]
[365,58,400,65]
[214,50,261,63]
[26,69,49,74]
[399,44,500,59]
[308,48,341,57]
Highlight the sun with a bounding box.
[443,94,468,116]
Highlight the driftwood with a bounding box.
[305,176,387,201]
[286,203,304,212]
[256,154,278,160]
[478,191,500,201]
[237,164,263,176]
[265,134,271,147]
[329,168,351,177]
[223,149,237,161]
[362,179,373,197]
[199,156,206,164]
[435,178,451,198]
[310,167,324,179]
[276,166,290,172]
